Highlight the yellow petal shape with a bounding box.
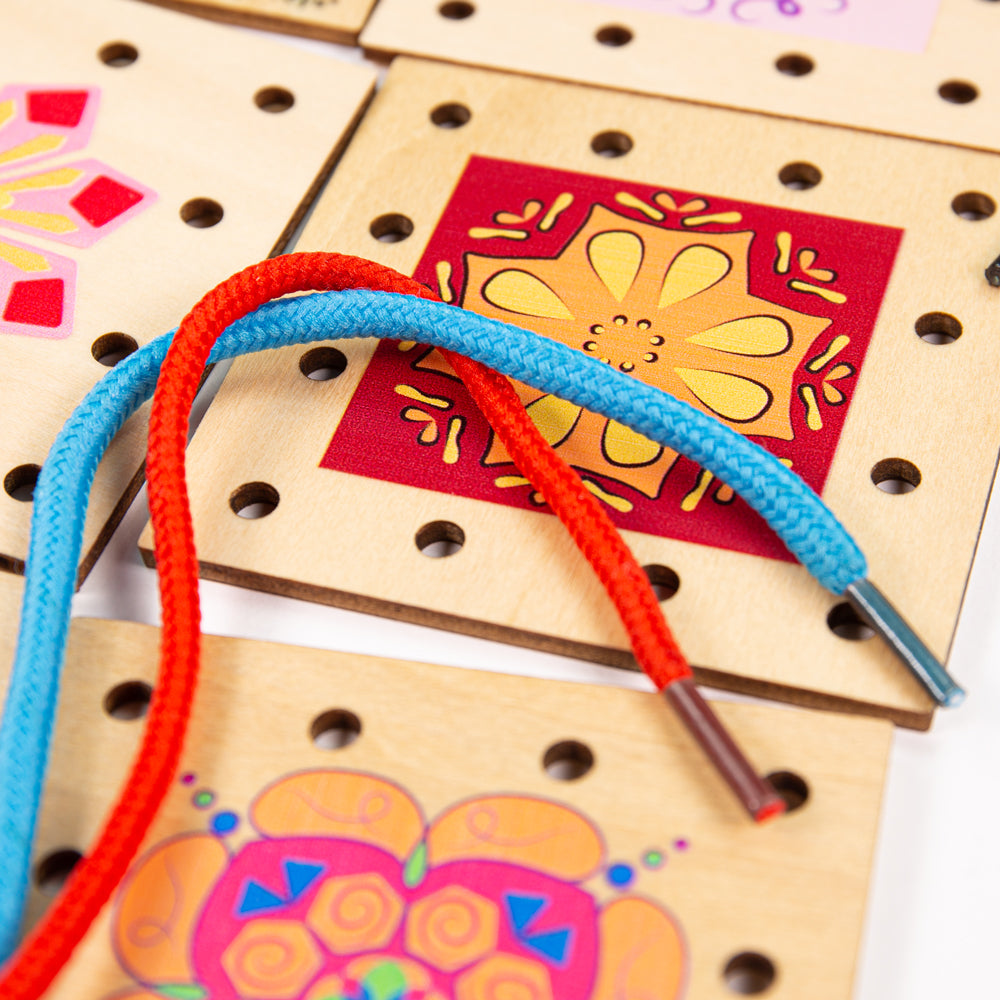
[587,230,643,303]
[524,395,582,447]
[481,269,574,320]
[686,316,791,356]
[658,245,731,309]
[602,419,663,467]
[675,368,772,422]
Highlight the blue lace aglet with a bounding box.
[845,578,966,708]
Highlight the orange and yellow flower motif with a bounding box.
[321,156,901,561]
[457,205,830,499]
[107,770,687,1000]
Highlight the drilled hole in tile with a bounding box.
[416,520,465,558]
[642,564,680,601]
[439,1,475,19]
[310,709,362,750]
[255,86,295,113]
[4,464,40,503]
[775,52,814,76]
[180,198,224,228]
[299,346,347,381]
[938,79,978,104]
[92,332,138,367]
[99,42,138,67]
[765,770,810,812]
[103,681,152,721]
[871,457,921,494]
[827,603,875,641]
[596,24,633,47]
[723,952,776,995]
[230,481,280,519]
[430,102,471,128]
[543,740,595,781]
[35,849,83,896]
[370,213,414,243]
[591,130,633,158]
[952,191,995,220]
[915,312,962,345]
[779,162,821,190]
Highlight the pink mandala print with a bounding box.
[0,85,157,340]
[106,771,688,1000]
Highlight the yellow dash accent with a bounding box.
[468,227,529,240]
[539,192,574,231]
[678,198,708,213]
[435,261,454,303]
[443,417,463,465]
[397,341,417,352]
[681,469,713,512]
[800,385,823,431]
[681,211,743,227]
[774,231,792,274]
[0,208,77,234]
[0,167,83,193]
[0,134,65,167]
[495,476,531,488]
[779,458,793,468]
[675,368,770,422]
[715,483,735,503]
[0,242,49,273]
[582,479,634,513]
[0,100,14,131]
[587,230,643,303]
[614,192,664,221]
[482,269,574,321]
[419,423,439,445]
[806,334,850,372]
[394,385,452,409]
[822,382,845,405]
[687,316,790,356]
[788,279,847,304]
[825,363,853,381]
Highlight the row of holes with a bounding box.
[99,40,296,114]
[436,4,986,109]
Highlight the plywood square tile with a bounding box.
[138,0,378,44]
[34,617,892,1000]
[167,58,1000,728]
[0,0,374,576]
[362,0,1000,152]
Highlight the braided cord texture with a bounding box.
[0,253,691,996]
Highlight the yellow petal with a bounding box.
[586,230,643,302]
[675,368,772,422]
[686,316,791,356]
[524,395,582,447]
[481,269,574,320]
[602,419,663,467]
[658,245,731,309]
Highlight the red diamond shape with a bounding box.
[70,176,144,228]
[3,279,64,328]
[26,90,89,128]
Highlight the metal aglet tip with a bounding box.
[845,578,966,708]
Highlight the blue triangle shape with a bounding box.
[524,928,573,965]
[504,892,548,933]
[236,879,286,917]
[284,859,326,901]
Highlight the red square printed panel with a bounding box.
[322,156,900,563]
